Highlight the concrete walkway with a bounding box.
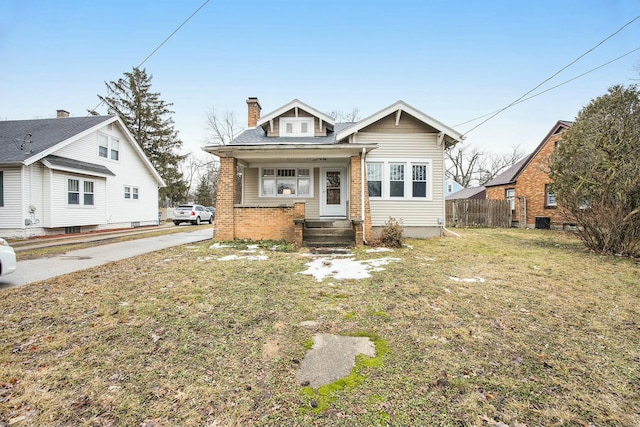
[0,226,212,289]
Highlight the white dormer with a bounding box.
[279,117,314,137]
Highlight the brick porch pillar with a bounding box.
[214,157,237,240]
[349,155,373,245]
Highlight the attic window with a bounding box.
[279,118,313,137]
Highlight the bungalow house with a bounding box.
[0,111,165,239]
[484,120,571,229]
[203,98,463,246]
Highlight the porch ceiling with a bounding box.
[202,143,378,161]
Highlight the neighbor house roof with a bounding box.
[0,116,112,164]
[484,120,572,188]
[446,186,486,200]
[0,115,165,186]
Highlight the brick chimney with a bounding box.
[56,109,70,118]
[246,97,261,127]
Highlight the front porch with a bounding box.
[213,155,372,246]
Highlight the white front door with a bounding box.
[321,167,347,217]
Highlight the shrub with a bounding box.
[379,217,405,248]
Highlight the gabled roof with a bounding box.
[336,100,463,148]
[0,116,113,164]
[0,115,165,186]
[446,186,486,200]
[256,99,335,129]
[484,120,571,188]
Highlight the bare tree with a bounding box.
[445,144,483,187]
[446,144,526,187]
[327,107,361,122]
[206,107,243,145]
[181,152,219,200]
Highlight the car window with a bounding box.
[178,205,192,209]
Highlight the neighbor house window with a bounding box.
[0,171,4,207]
[260,167,312,197]
[506,188,515,211]
[68,179,80,205]
[366,163,383,198]
[124,186,139,200]
[545,184,557,207]
[98,133,120,161]
[279,118,314,137]
[84,181,95,205]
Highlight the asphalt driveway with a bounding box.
[0,228,212,289]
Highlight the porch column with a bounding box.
[349,155,373,245]
[214,157,237,241]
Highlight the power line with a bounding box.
[88,0,211,115]
[459,14,640,137]
[455,46,640,127]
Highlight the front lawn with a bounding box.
[0,229,638,426]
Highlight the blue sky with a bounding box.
[1,0,639,157]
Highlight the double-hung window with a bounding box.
[68,178,95,206]
[506,189,515,211]
[99,133,120,161]
[366,163,383,198]
[260,167,312,197]
[545,184,557,208]
[367,160,432,199]
[124,186,140,200]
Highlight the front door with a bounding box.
[321,167,346,217]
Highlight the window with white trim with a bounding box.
[389,163,405,197]
[260,167,312,197]
[366,163,383,198]
[98,133,120,161]
[545,184,557,207]
[83,181,94,206]
[68,178,95,206]
[506,188,515,211]
[366,160,433,199]
[279,118,314,137]
[124,186,140,200]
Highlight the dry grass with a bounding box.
[0,229,638,426]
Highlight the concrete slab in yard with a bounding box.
[296,333,376,389]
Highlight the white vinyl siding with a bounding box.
[0,170,3,207]
[359,132,444,228]
[0,168,22,228]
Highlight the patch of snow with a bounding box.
[218,254,268,262]
[197,256,216,262]
[449,276,486,283]
[404,244,414,249]
[210,243,232,249]
[299,257,400,282]
[365,247,394,253]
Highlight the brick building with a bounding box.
[484,121,571,229]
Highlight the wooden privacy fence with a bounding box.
[446,199,512,228]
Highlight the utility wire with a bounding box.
[459,14,640,137]
[88,0,211,115]
[455,46,640,127]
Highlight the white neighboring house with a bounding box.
[0,111,165,239]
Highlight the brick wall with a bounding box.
[233,203,304,242]
[349,155,372,245]
[486,130,567,228]
[214,157,237,240]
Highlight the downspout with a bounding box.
[441,136,461,238]
[361,146,367,244]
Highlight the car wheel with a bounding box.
[208,215,213,224]
[194,216,201,226]
[174,221,180,226]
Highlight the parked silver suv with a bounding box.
[173,204,214,226]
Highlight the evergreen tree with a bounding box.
[550,85,640,257]
[194,174,213,207]
[94,67,188,204]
